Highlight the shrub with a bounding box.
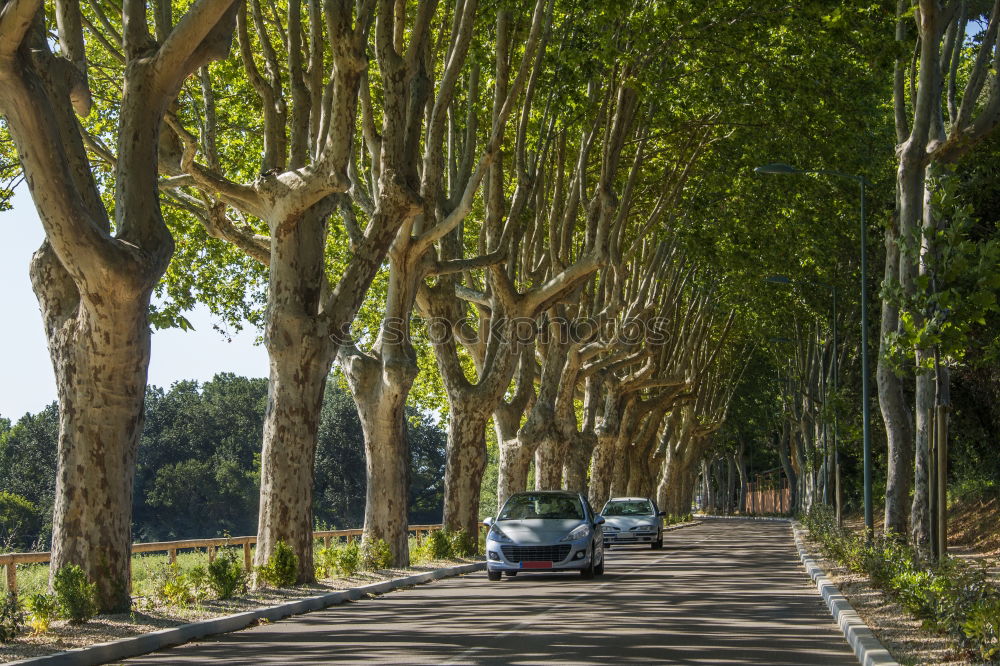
[447,530,475,557]
[25,593,59,634]
[207,550,247,599]
[422,530,453,560]
[0,593,24,642]
[361,538,393,571]
[53,565,98,623]
[316,542,362,578]
[337,541,361,575]
[152,563,197,607]
[257,541,298,588]
[801,506,1000,660]
[964,597,1000,661]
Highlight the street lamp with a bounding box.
[765,275,840,525]
[756,162,872,536]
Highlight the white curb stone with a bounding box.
[790,522,898,666]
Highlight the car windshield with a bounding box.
[602,500,654,516]
[498,494,585,520]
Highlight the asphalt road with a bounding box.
[126,519,857,664]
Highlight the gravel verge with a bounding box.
[1,559,481,665]
[794,526,973,665]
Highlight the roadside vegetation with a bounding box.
[803,506,1000,662]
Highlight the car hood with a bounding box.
[494,519,587,544]
[602,516,658,530]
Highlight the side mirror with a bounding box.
[593,515,606,526]
[658,511,666,517]
[483,517,494,527]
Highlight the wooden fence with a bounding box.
[1,524,446,596]
[744,479,791,515]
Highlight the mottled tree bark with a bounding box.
[0,0,237,610]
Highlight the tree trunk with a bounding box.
[588,433,616,508]
[879,218,913,536]
[340,346,415,566]
[777,431,798,514]
[562,432,594,495]
[497,438,532,510]
[534,438,564,490]
[255,207,336,582]
[33,246,153,612]
[442,410,491,541]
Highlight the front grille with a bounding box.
[501,544,571,563]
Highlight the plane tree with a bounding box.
[0,0,240,610]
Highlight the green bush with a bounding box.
[422,530,453,559]
[801,506,1000,659]
[317,541,364,577]
[25,593,59,634]
[257,541,298,587]
[964,597,1000,661]
[447,530,475,557]
[0,593,24,642]
[151,563,198,606]
[52,565,97,624]
[361,538,393,571]
[337,541,361,575]
[207,550,247,599]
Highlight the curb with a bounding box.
[791,522,897,666]
[697,514,791,522]
[663,520,702,532]
[10,561,485,666]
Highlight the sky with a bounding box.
[0,186,269,421]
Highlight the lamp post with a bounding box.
[756,162,871,536]
[765,275,840,525]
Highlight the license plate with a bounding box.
[522,561,553,569]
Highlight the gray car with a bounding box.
[600,497,665,549]
[484,491,606,581]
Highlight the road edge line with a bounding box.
[790,521,898,666]
[8,561,486,666]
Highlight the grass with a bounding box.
[4,535,470,600]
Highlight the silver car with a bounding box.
[600,497,665,549]
[484,491,606,581]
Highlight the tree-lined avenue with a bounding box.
[126,520,856,665]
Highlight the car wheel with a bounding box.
[651,533,663,549]
[488,570,502,581]
[580,555,596,579]
[594,554,605,576]
[504,571,518,577]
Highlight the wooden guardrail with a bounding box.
[1,524,444,595]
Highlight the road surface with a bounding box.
[127,519,857,664]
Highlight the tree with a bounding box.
[884,0,1000,551]
[0,0,239,610]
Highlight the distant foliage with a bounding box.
[207,549,247,599]
[361,538,393,571]
[0,491,42,551]
[0,377,448,548]
[257,541,298,587]
[52,565,98,624]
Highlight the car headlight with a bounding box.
[630,524,657,531]
[561,524,591,542]
[488,526,513,543]
[604,526,620,532]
